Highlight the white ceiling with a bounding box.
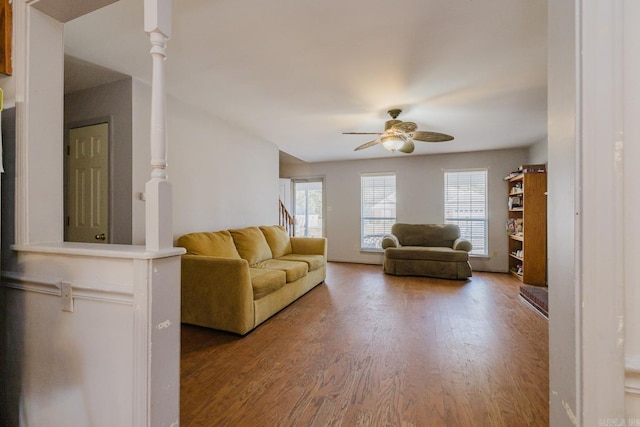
[63,0,547,163]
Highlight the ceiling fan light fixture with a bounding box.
[381,135,405,152]
[345,108,454,153]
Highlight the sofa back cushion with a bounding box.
[259,225,292,258]
[229,227,274,265]
[391,223,461,247]
[177,230,241,258]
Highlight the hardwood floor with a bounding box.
[180,262,549,426]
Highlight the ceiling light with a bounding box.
[381,135,405,152]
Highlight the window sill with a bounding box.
[360,248,384,253]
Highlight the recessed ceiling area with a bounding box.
[64,55,129,94]
[63,0,547,163]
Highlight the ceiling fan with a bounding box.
[343,109,454,154]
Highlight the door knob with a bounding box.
[95,233,106,241]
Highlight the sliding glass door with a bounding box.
[292,179,324,237]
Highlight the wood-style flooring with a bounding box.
[181,262,549,426]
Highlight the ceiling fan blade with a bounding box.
[354,139,381,151]
[412,130,454,142]
[391,121,418,133]
[384,119,402,131]
[343,132,383,135]
[398,140,415,154]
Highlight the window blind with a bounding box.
[444,169,488,256]
[361,173,396,250]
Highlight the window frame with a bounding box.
[443,168,488,256]
[360,172,396,252]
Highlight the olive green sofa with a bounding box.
[382,223,472,280]
[178,225,327,335]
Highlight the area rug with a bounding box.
[519,285,548,318]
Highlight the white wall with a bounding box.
[132,79,280,244]
[282,147,528,272]
[131,79,151,245]
[548,0,578,424]
[624,0,640,415]
[22,9,64,245]
[528,138,548,165]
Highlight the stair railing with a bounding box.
[279,199,295,236]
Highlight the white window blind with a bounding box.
[444,169,488,256]
[361,173,396,250]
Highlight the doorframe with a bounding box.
[64,117,113,243]
[291,176,325,238]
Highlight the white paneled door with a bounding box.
[66,123,110,243]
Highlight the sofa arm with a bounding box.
[290,237,327,259]
[381,234,400,249]
[181,254,254,334]
[453,238,473,252]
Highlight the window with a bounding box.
[444,169,488,256]
[361,173,396,250]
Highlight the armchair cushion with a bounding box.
[453,238,473,252]
[385,246,470,262]
[381,234,400,249]
[391,223,460,247]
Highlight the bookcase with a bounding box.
[0,0,12,76]
[506,171,547,285]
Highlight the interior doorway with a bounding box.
[292,179,324,238]
[65,122,110,243]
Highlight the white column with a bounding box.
[144,0,173,251]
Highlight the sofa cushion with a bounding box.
[230,227,273,265]
[391,223,460,247]
[252,259,308,283]
[259,225,292,258]
[177,230,241,258]
[384,246,469,262]
[276,254,325,271]
[249,268,286,300]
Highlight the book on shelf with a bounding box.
[506,218,523,235]
[518,164,546,173]
[508,196,522,209]
[503,164,546,180]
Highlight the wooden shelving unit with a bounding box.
[507,172,547,285]
[0,0,12,76]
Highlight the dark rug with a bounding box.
[520,285,548,317]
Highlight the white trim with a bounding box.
[14,0,28,245]
[360,173,396,250]
[11,241,184,259]
[578,0,626,419]
[1,271,135,305]
[291,177,326,238]
[360,171,396,177]
[443,168,488,256]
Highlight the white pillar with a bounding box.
[144,0,173,251]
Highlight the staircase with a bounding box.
[279,199,295,236]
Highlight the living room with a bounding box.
[1,0,639,425]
